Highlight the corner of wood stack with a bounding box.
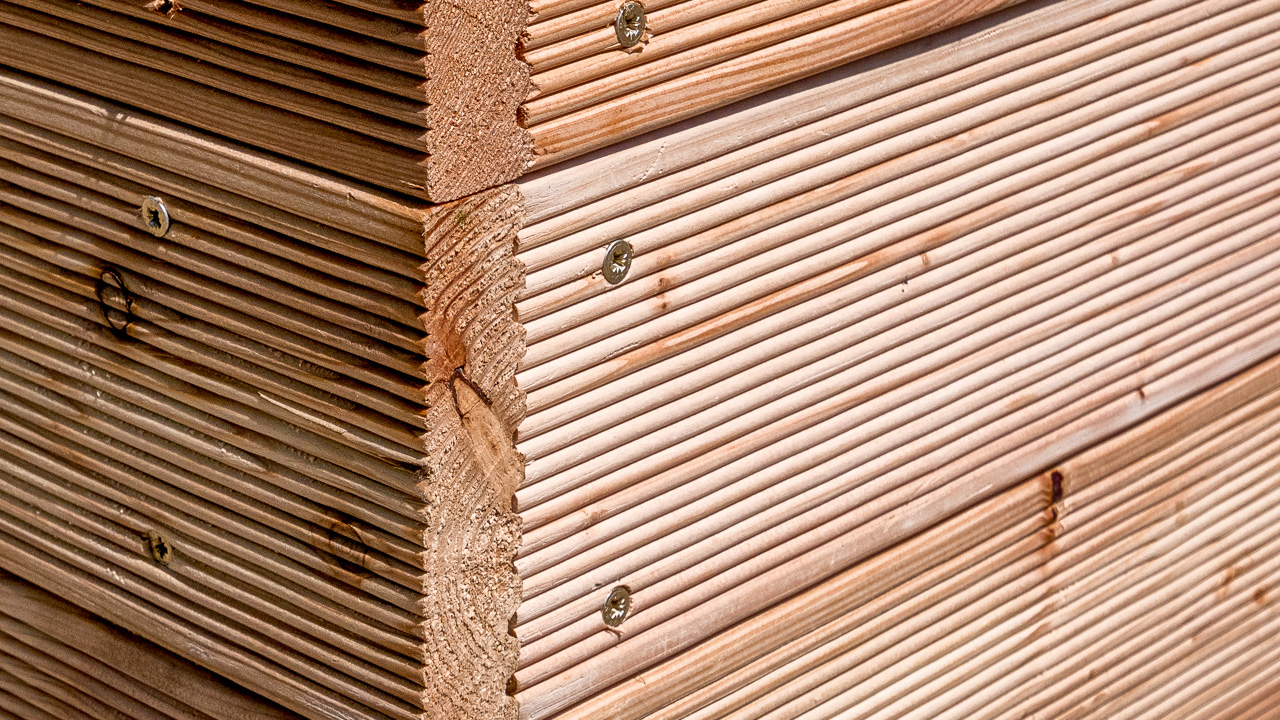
[419,186,528,720]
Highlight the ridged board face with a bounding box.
[0,77,437,720]
[510,0,1280,716]
[0,0,531,201]
[0,570,299,720]
[520,0,1032,166]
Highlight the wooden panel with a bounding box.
[521,0,1033,166]
[4,1,1280,720]
[511,0,1280,715]
[0,570,299,720]
[0,0,530,200]
[552,351,1280,720]
[0,65,528,720]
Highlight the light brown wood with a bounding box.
[542,351,1280,720]
[417,186,528,720]
[525,0,1031,166]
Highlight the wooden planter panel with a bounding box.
[0,1,1278,720]
[512,0,1280,715]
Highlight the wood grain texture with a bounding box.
[541,344,1280,720]
[418,186,528,720]
[0,65,532,719]
[0,0,532,200]
[510,0,1280,715]
[0,570,299,720]
[522,0,1032,167]
[424,0,534,200]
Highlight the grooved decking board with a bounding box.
[0,0,529,200]
[521,0,1034,166]
[554,351,1280,720]
[511,0,1280,715]
[0,570,299,720]
[0,62,528,720]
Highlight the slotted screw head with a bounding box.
[602,239,633,285]
[602,586,632,627]
[140,196,170,237]
[614,1,646,48]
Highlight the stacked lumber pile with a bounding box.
[0,570,298,720]
[0,0,1279,719]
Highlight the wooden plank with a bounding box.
[525,0,1032,165]
[544,351,1280,720]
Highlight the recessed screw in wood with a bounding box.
[602,585,632,627]
[614,1,646,48]
[146,531,174,566]
[96,267,134,333]
[140,196,170,237]
[602,239,633,285]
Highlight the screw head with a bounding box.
[146,530,174,566]
[614,1,646,48]
[602,586,631,627]
[602,239,633,285]
[140,196,170,237]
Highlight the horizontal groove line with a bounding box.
[0,211,428,404]
[0,162,427,353]
[0,1,429,146]
[0,135,425,320]
[517,68,1280,518]
[560,370,1280,719]
[514,162,1280,615]
[0,352,425,551]
[517,379,1280,712]
[0,308,423,506]
[0,378,424,586]
[517,0,1253,310]
[518,15,1280,390]
[0,70,429,246]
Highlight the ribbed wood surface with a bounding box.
[0,570,298,720]
[0,68,438,720]
[512,0,1280,715]
[0,0,530,201]
[0,0,429,193]
[556,350,1280,720]
[521,0,1030,166]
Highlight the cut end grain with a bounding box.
[418,186,528,719]
[425,0,535,201]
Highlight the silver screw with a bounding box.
[140,196,170,237]
[602,239,633,285]
[602,586,631,627]
[614,2,646,48]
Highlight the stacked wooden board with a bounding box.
[0,570,299,720]
[510,0,1280,715]
[0,0,1279,719]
